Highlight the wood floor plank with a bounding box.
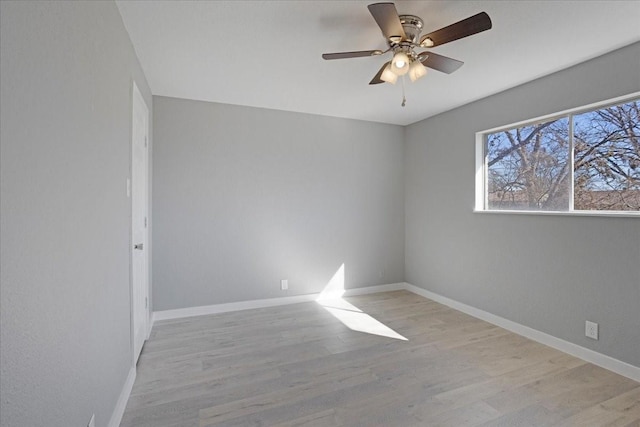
[551,386,640,427]
[271,409,340,427]
[120,290,639,426]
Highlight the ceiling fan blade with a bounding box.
[420,52,464,74]
[369,61,391,85]
[322,50,382,60]
[368,3,406,42]
[420,12,491,47]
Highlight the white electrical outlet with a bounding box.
[87,414,95,427]
[585,320,599,340]
[280,279,288,291]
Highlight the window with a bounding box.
[476,95,640,215]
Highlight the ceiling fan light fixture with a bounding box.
[322,3,492,88]
[408,60,427,82]
[380,63,398,84]
[391,51,410,75]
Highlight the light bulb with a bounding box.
[391,51,410,76]
[380,63,398,84]
[408,60,427,82]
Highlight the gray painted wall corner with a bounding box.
[404,42,640,368]
[151,97,405,311]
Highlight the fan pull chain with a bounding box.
[401,76,406,107]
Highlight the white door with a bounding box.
[131,82,149,364]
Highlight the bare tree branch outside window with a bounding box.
[487,118,569,210]
[485,100,639,212]
[574,101,640,211]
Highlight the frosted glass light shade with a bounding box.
[391,52,410,75]
[380,64,398,84]
[408,60,427,82]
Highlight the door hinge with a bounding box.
[144,217,147,228]
[145,297,148,309]
[144,135,148,148]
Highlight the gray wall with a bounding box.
[1,2,152,427]
[153,97,405,311]
[405,42,640,367]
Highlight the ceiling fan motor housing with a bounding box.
[398,15,423,44]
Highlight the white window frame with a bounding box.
[475,92,640,218]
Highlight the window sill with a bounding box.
[473,209,639,219]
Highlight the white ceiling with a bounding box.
[116,1,640,126]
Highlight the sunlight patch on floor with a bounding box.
[316,264,408,341]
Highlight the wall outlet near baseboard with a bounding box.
[88,414,95,427]
[280,279,288,291]
[585,320,599,340]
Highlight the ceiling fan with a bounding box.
[322,3,492,92]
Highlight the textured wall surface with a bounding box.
[0,2,151,426]
[1,3,637,426]
[152,96,405,310]
[405,42,640,367]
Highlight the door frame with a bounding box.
[130,80,150,364]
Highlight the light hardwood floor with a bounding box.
[120,291,640,427]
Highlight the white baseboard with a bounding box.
[152,283,407,322]
[343,282,406,296]
[153,293,319,322]
[403,282,640,383]
[149,281,638,383]
[108,366,136,427]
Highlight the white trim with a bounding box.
[403,282,640,383]
[473,209,639,218]
[568,114,575,211]
[153,294,319,322]
[152,283,407,322]
[149,281,639,382]
[107,366,136,427]
[474,132,485,211]
[343,282,406,296]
